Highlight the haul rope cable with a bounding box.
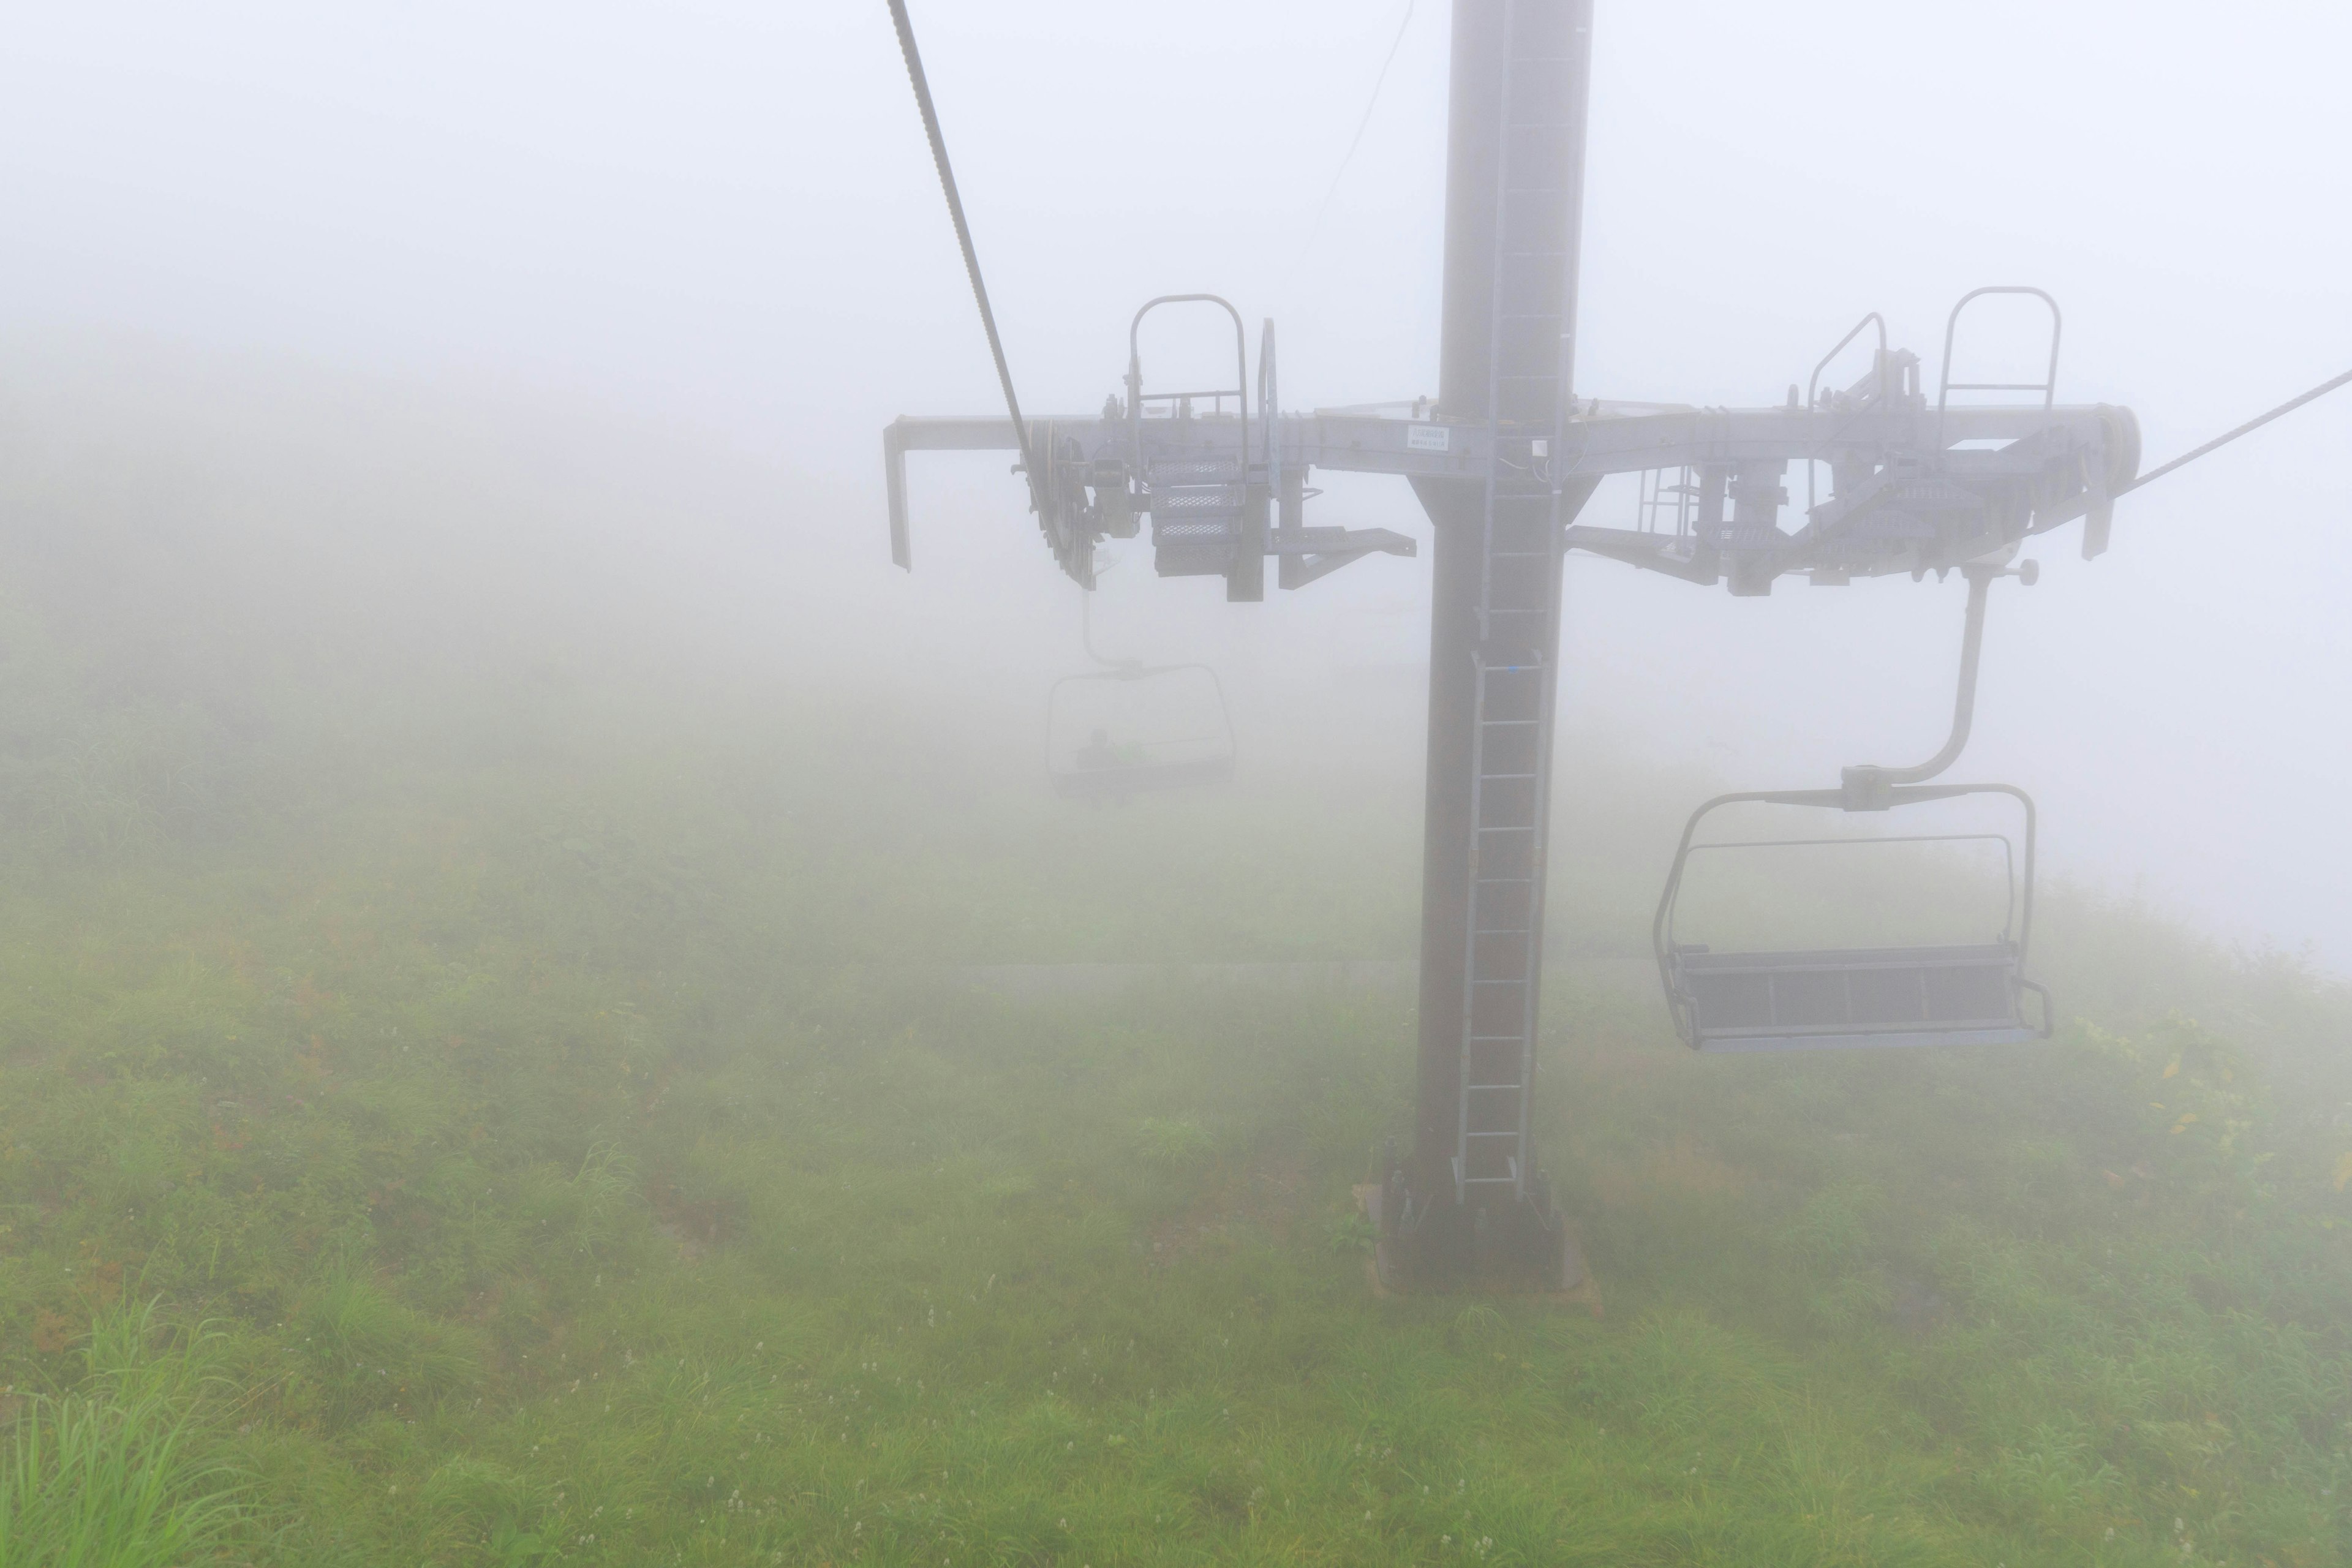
[884,0,1042,513]
[2120,365,2352,496]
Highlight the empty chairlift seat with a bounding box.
[1045,662,1236,801]
[1653,785,2052,1052]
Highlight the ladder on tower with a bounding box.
[1453,0,1577,1204]
[1454,491,1561,1200]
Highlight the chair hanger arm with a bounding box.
[1841,563,2021,806]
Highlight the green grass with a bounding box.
[1,390,2350,1565]
[1,1302,247,1567]
[4,745,2349,1566]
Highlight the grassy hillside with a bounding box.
[2,373,2350,1566]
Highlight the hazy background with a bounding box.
[2,0,2346,960]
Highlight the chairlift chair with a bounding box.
[1654,786,2051,1052]
[1044,563,1237,802]
[1653,562,2054,1052]
[1046,662,1236,801]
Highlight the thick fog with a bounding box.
[4,0,2348,960]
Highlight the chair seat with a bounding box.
[1052,755,1234,799]
[1670,942,2030,1053]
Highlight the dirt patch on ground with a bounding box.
[652,1216,709,1262]
[1145,1149,1310,1267]
[1588,1132,1755,1213]
[648,1183,730,1262]
[1888,1273,1951,1340]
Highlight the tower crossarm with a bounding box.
[1550,398,2136,592]
[885,394,2138,591]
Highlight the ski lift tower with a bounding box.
[883,0,2153,1292]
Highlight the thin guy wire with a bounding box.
[1292,1,1418,271]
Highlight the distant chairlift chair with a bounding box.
[1044,562,1237,802]
[1653,564,2054,1052]
[1046,663,1236,802]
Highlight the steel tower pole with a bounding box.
[1395,0,1594,1287]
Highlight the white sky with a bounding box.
[3,1,2348,962]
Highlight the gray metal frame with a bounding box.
[886,388,2137,590]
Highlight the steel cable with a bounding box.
[2120,365,2352,496]
[883,0,1041,511]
